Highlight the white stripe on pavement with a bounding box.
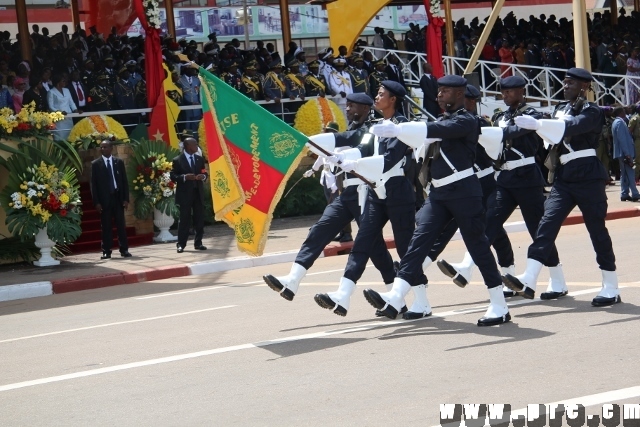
[0,287,604,393]
[0,306,236,344]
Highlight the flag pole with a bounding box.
[305,139,376,189]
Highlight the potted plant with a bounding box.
[0,138,82,266]
[128,139,181,242]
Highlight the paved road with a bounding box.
[0,218,639,426]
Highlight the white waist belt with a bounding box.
[500,156,536,171]
[373,159,405,201]
[431,168,474,188]
[560,149,597,164]
[343,178,362,188]
[476,166,495,178]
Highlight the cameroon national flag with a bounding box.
[199,68,308,256]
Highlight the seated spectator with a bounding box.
[12,77,27,113]
[22,74,48,111]
[0,84,13,111]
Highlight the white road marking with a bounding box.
[434,386,640,427]
[0,306,236,344]
[0,287,605,393]
[134,265,372,300]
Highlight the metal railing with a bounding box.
[360,46,640,107]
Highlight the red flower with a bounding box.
[201,169,206,174]
[60,209,67,217]
[168,182,175,188]
[136,165,144,172]
[144,167,152,174]
[148,156,157,162]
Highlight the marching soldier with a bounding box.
[240,62,264,101]
[349,54,370,95]
[263,93,399,313]
[304,60,327,97]
[312,81,428,318]
[89,73,115,111]
[439,76,566,299]
[363,75,511,326]
[368,59,388,100]
[503,68,621,307]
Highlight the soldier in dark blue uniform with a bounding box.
[363,75,511,327]
[439,77,566,299]
[503,68,621,307]
[422,85,512,296]
[262,93,396,313]
[312,81,428,318]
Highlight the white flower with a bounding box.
[27,189,37,198]
[163,189,173,197]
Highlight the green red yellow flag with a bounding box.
[199,68,308,256]
[149,63,182,149]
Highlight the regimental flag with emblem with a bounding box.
[199,68,308,256]
[149,63,182,149]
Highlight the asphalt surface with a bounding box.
[0,217,638,426]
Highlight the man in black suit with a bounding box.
[90,140,131,259]
[419,62,440,118]
[170,137,208,253]
[67,69,87,123]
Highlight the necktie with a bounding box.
[190,156,196,173]
[76,83,84,101]
[106,159,116,192]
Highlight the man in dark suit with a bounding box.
[67,69,87,123]
[419,62,440,118]
[170,137,208,253]
[90,140,131,259]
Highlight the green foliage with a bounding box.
[0,235,39,262]
[0,138,83,244]
[127,138,181,220]
[273,170,327,218]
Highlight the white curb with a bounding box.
[0,281,53,302]
[187,250,301,276]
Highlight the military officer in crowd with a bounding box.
[263,61,287,116]
[178,62,202,132]
[363,75,511,327]
[284,59,306,101]
[114,66,137,127]
[220,60,242,91]
[126,60,143,86]
[89,73,115,111]
[82,58,97,92]
[349,54,370,95]
[327,57,353,118]
[240,61,264,101]
[503,68,621,307]
[102,56,117,88]
[439,76,566,299]
[422,84,513,295]
[313,81,428,319]
[304,60,327,97]
[263,93,398,312]
[368,59,388,101]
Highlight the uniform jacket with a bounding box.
[612,117,635,159]
[178,75,201,105]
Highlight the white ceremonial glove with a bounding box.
[326,152,345,167]
[514,115,541,130]
[303,169,315,178]
[338,159,356,173]
[321,170,338,193]
[369,120,401,138]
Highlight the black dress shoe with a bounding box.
[363,289,398,319]
[621,196,632,201]
[402,310,432,320]
[502,274,535,299]
[332,232,343,242]
[591,295,622,307]
[120,251,132,258]
[176,246,184,253]
[540,290,568,300]
[632,197,640,202]
[477,312,511,326]
[375,305,407,318]
[503,288,517,297]
[314,293,347,316]
[437,259,468,288]
[194,245,207,250]
[100,252,111,260]
[262,275,295,301]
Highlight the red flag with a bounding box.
[133,0,164,108]
[424,1,445,78]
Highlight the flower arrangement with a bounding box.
[293,97,347,137]
[0,161,82,244]
[143,0,162,28]
[430,0,441,15]
[0,102,64,139]
[68,115,129,150]
[128,138,181,219]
